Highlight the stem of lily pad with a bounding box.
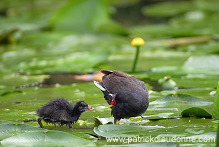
[131,46,140,73]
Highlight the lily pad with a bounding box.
[51,0,128,35]
[0,130,95,146]
[182,107,212,118]
[111,142,178,147]
[142,1,194,17]
[213,82,219,119]
[0,124,43,140]
[94,124,166,138]
[217,122,219,146]
[18,51,109,74]
[149,94,213,118]
[0,74,48,87]
[0,121,14,125]
[93,119,216,145]
[95,117,114,125]
[184,55,219,72]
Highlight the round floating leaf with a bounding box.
[213,82,219,119]
[142,1,194,17]
[0,124,43,140]
[182,107,212,118]
[121,142,178,147]
[184,55,219,72]
[0,121,14,125]
[50,0,128,35]
[94,124,165,138]
[151,94,212,106]
[143,112,180,120]
[95,117,114,125]
[0,130,95,146]
[217,122,219,147]
[187,132,216,139]
[150,94,213,118]
[18,51,109,74]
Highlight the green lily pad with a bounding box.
[51,0,109,32]
[0,121,14,125]
[184,55,219,72]
[94,124,166,138]
[0,130,95,146]
[186,132,216,140]
[93,118,216,144]
[95,117,114,125]
[111,142,178,147]
[149,94,213,118]
[50,0,128,35]
[18,51,109,74]
[213,82,219,119]
[196,0,219,12]
[0,74,48,87]
[142,1,194,17]
[182,107,212,118]
[0,124,43,140]
[216,122,219,146]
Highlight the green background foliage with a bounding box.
[0,0,219,146]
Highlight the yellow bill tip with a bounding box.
[109,105,113,108]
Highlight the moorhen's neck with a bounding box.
[71,106,82,117]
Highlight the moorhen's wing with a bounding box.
[102,70,148,103]
[53,98,73,113]
[101,70,133,97]
[94,70,128,104]
[49,98,75,122]
[130,76,148,92]
[94,80,114,104]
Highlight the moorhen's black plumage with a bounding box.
[37,98,92,128]
[94,70,149,124]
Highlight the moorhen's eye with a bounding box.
[79,106,84,110]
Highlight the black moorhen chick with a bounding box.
[94,70,149,124]
[37,98,92,128]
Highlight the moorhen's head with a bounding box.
[74,101,93,113]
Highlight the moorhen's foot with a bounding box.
[115,120,120,125]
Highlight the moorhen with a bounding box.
[37,98,92,128]
[94,70,149,124]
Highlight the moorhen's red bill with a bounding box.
[94,70,149,124]
[37,98,93,128]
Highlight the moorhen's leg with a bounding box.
[112,103,128,125]
[37,117,44,128]
[68,123,73,128]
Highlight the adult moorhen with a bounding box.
[94,70,149,124]
[37,98,93,128]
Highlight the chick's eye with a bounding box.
[82,104,88,107]
[79,105,86,110]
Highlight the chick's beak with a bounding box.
[87,105,94,111]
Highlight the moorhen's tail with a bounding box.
[100,70,113,75]
[93,81,114,104]
[101,70,129,78]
